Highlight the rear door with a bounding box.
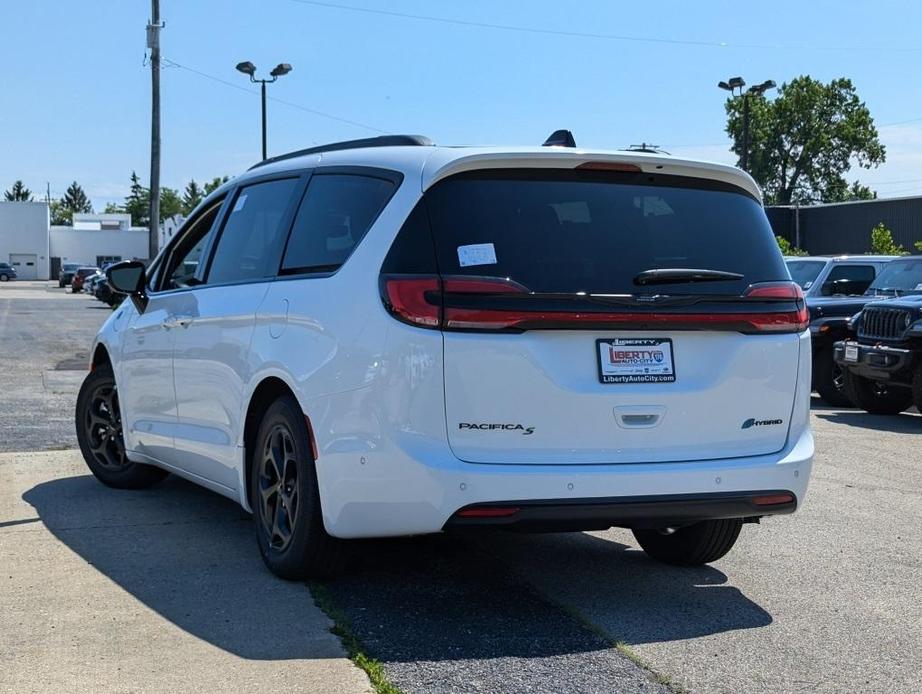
[425,168,804,464]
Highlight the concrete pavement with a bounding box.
[0,449,371,694]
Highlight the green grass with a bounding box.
[308,581,404,694]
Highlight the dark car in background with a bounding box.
[786,256,897,406]
[58,263,82,287]
[0,262,17,282]
[834,257,922,415]
[70,267,100,293]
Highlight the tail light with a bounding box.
[381,276,809,334]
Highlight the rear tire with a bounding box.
[633,519,743,566]
[75,365,169,489]
[842,371,913,415]
[250,396,342,580]
[813,348,852,407]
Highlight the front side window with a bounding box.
[207,178,300,284]
[869,259,922,295]
[163,199,224,290]
[281,174,396,274]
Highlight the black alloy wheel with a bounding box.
[75,364,169,488]
[257,424,300,552]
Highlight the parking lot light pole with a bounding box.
[236,61,292,161]
[718,77,776,173]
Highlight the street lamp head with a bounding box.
[718,81,732,91]
[748,79,777,96]
[236,61,257,77]
[761,79,777,91]
[728,76,745,90]
[270,63,292,78]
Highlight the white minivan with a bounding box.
[77,135,813,579]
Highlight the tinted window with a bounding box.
[208,178,299,284]
[281,174,395,274]
[826,264,875,283]
[164,200,224,290]
[786,260,826,289]
[869,259,922,294]
[424,170,788,295]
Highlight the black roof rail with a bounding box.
[248,134,434,170]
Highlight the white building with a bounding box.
[51,213,149,271]
[0,202,50,279]
[0,203,149,280]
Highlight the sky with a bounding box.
[2,0,922,211]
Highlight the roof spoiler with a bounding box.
[542,129,576,148]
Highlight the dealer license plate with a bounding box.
[597,338,676,384]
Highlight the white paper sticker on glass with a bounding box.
[457,243,497,267]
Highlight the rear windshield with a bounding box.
[868,259,922,294]
[424,170,788,295]
[785,260,826,290]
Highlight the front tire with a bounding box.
[250,396,342,580]
[842,371,913,415]
[633,519,743,566]
[814,348,852,407]
[0,274,9,282]
[75,364,169,488]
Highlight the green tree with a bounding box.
[49,199,71,225]
[776,235,808,256]
[4,180,33,201]
[725,76,885,204]
[63,181,93,215]
[181,180,204,215]
[203,175,230,195]
[869,223,907,255]
[123,171,149,226]
[103,202,123,214]
[160,187,184,220]
[915,240,922,252]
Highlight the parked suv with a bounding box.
[0,262,17,281]
[834,257,922,414]
[77,135,814,579]
[786,256,897,405]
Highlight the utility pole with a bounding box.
[741,94,750,173]
[147,0,162,260]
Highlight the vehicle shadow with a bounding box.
[814,409,920,433]
[22,474,344,661]
[326,530,772,663]
[24,474,773,663]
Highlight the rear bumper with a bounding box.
[317,426,814,538]
[833,340,914,381]
[445,490,796,532]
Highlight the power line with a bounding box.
[286,0,922,52]
[161,57,387,134]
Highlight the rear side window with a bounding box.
[424,169,788,296]
[207,178,299,285]
[281,174,396,274]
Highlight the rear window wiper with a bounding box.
[633,268,745,286]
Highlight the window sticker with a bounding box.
[457,242,497,267]
[232,194,247,213]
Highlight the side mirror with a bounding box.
[106,260,148,312]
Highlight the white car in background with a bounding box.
[77,134,813,579]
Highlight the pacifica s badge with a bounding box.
[459,422,535,435]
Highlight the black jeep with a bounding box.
[834,257,922,415]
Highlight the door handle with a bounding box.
[162,316,193,329]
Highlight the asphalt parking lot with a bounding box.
[1,280,920,694]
